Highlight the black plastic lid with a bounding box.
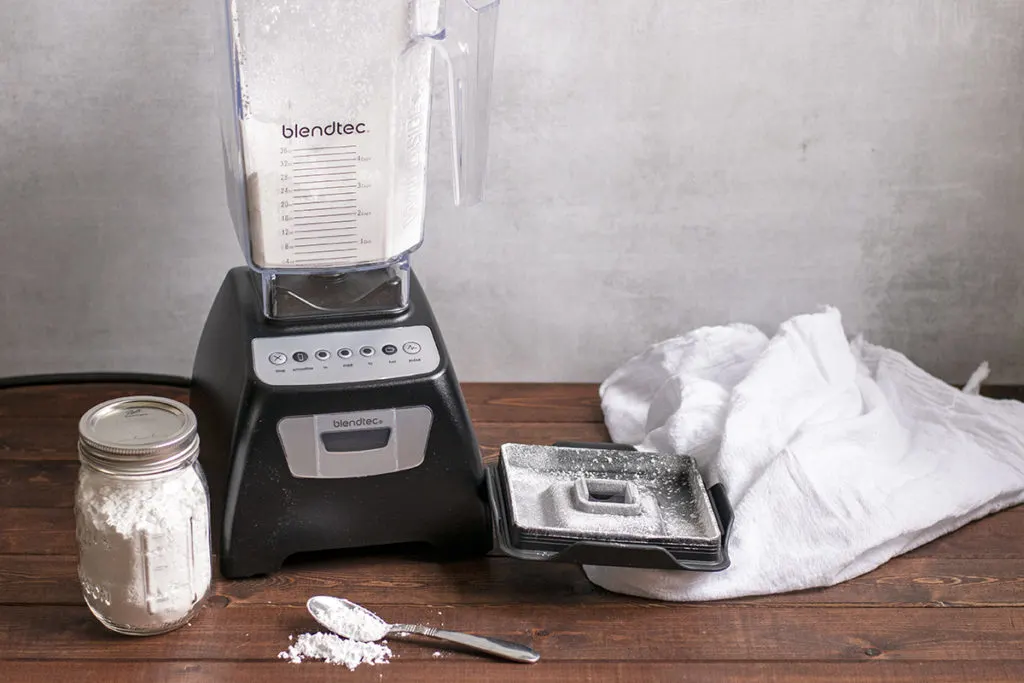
[486,442,733,572]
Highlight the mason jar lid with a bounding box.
[78,396,200,475]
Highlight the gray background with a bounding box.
[2,0,1023,383]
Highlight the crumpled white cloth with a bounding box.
[583,307,1024,601]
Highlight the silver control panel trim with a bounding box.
[252,325,441,387]
[278,406,432,479]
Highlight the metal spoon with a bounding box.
[306,596,540,664]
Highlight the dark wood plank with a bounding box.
[0,419,78,457]
[0,420,609,461]
[0,383,604,423]
[4,604,1024,662]
[4,553,1023,608]
[0,508,73,554]
[901,506,1024,559]
[461,383,604,423]
[0,461,76,507]
[478,422,609,460]
[981,386,1024,402]
[4,661,1023,683]
[0,384,188,419]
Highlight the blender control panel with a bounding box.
[251,325,440,387]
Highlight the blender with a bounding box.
[191,0,500,579]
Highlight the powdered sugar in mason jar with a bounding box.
[75,396,213,636]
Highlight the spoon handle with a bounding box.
[390,624,540,663]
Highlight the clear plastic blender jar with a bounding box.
[213,0,499,317]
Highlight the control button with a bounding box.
[337,348,353,359]
[269,352,288,366]
[402,341,422,354]
[382,344,398,355]
[359,346,375,357]
[314,349,331,361]
[292,351,309,363]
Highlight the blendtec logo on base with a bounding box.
[332,417,384,428]
[282,121,368,138]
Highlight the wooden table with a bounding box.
[2,382,1023,682]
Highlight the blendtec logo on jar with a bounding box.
[282,121,368,138]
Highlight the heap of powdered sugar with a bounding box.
[278,599,397,669]
[279,633,392,670]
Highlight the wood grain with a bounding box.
[5,604,1024,662]
[0,508,72,554]
[0,461,76,507]
[4,661,1024,683]
[3,554,1023,608]
[2,382,1023,682]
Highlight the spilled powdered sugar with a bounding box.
[279,632,392,670]
[279,598,394,669]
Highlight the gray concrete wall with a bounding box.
[2,0,1023,383]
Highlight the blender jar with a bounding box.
[213,0,499,318]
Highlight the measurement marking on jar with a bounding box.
[292,164,358,172]
[292,235,360,242]
[294,239,359,247]
[291,158,357,165]
[292,194,357,200]
[141,532,152,614]
[292,202,358,210]
[292,213,356,220]
[293,175,357,185]
[293,226,359,233]
[293,184,357,195]
[293,204,358,211]
[292,144,358,151]
[292,153,358,160]
[291,151,359,159]
[291,197,358,206]
[188,516,197,602]
[294,164,357,171]
[292,172,360,179]
[292,158,357,165]
[292,213,357,220]
[293,247,360,255]
[294,219,359,227]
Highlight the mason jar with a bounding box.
[74,396,213,636]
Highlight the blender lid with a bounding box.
[487,442,733,571]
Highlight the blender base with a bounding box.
[190,267,492,579]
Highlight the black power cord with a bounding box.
[0,373,192,390]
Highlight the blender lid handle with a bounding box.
[433,0,501,207]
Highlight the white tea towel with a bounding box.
[585,307,1024,601]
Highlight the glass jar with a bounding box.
[74,396,213,636]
